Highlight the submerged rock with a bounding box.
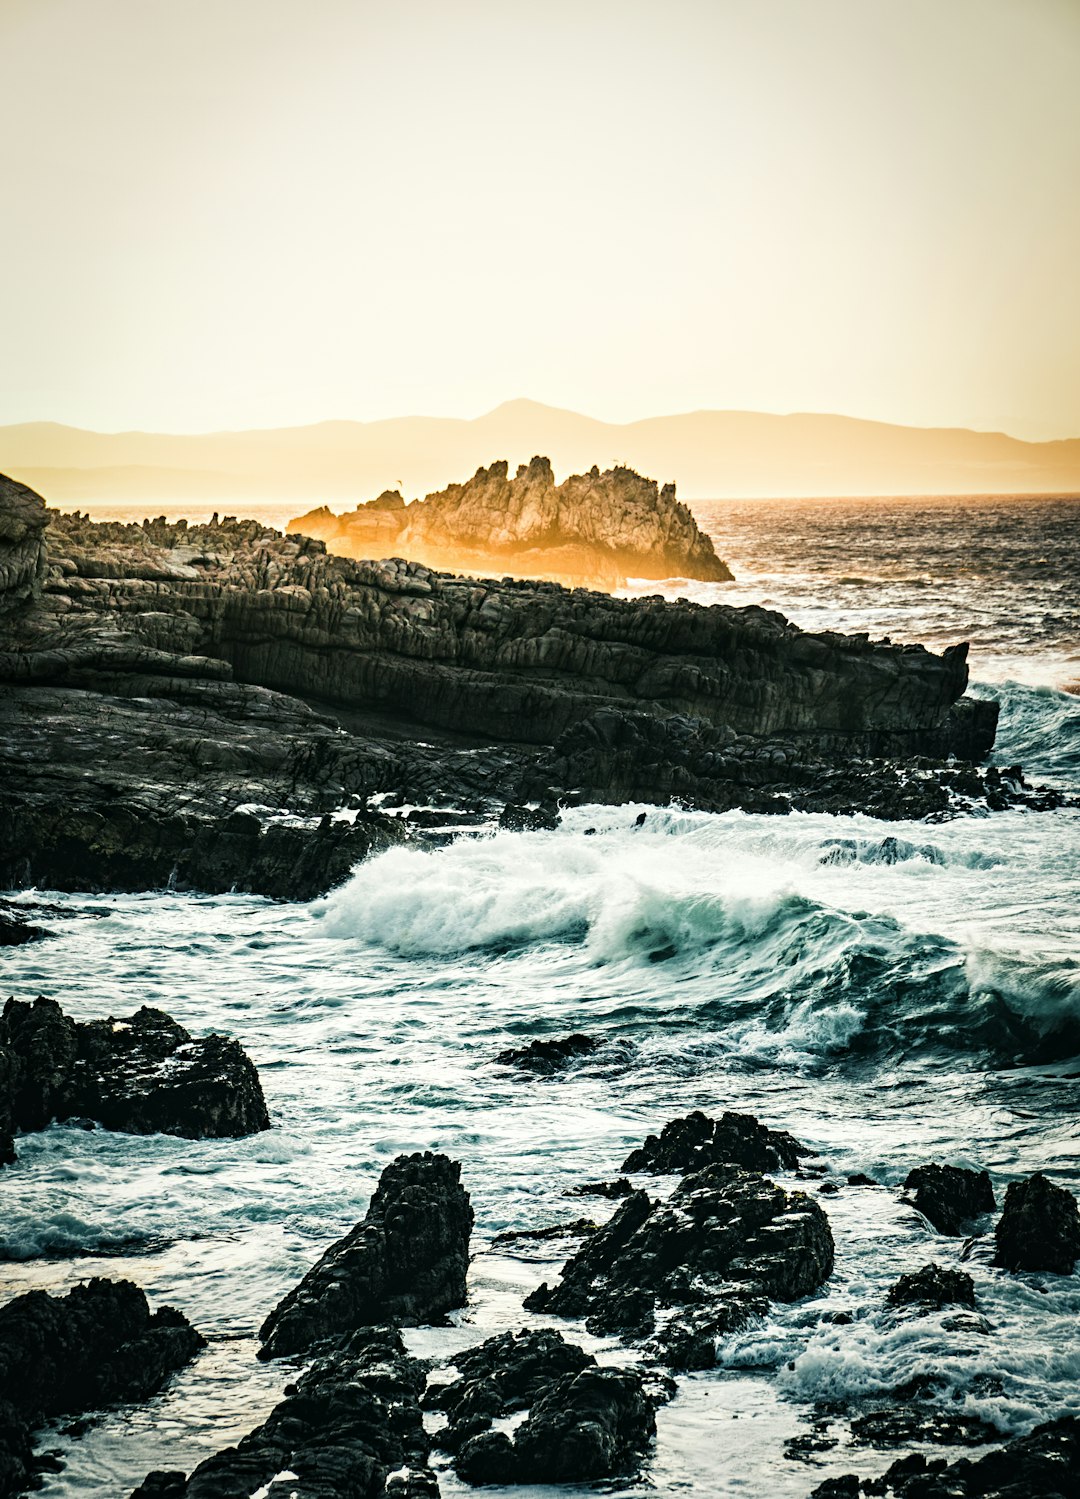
[494,1034,600,1074]
[809,1413,1080,1498]
[568,1177,634,1199]
[849,1407,1002,1448]
[993,1172,1080,1274]
[0,915,48,947]
[621,1109,810,1175]
[0,996,269,1161]
[0,1277,203,1498]
[886,1263,976,1310]
[133,1328,434,1499]
[259,1152,473,1359]
[901,1163,995,1235]
[524,1163,834,1368]
[429,1329,658,1487]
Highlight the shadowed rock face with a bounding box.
[290,456,733,590]
[524,1163,834,1369]
[901,1163,996,1235]
[259,1152,474,1360]
[0,475,1047,901]
[993,1172,1080,1274]
[621,1109,810,1175]
[0,1277,203,1497]
[0,997,270,1162]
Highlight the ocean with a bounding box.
[3,494,1079,1495]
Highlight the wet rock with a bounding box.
[140,1327,435,1499]
[129,1474,187,1498]
[259,1152,473,1359]
[0,915,48,947]
[0,1278,202,1498]
[0,996,269,1158]
[432,1330,656,1487]
[621,1109,810,1175]
[850,1407,1002,1446]
[809,1413,1080,1497]
[493,1034,600,1074]
[993,1172,1080,1274]
[568,1177,633,1199]
[499,803,559,832]
[525,1164,834,1367]
[490,1219,595,1247]
[886,1264,976,1310]
[901,1163,995,1235]
[847,1173,879,1187]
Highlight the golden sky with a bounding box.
[2,0,1079,438]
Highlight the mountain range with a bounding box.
[2,399,1079,503]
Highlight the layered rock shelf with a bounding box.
[0,474,1045,898]
[289,455,733,590]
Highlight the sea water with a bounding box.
[2,494,1078,1496]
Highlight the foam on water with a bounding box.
[2,495,1078,1495]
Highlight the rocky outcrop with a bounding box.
[809,1414,1080,1499]
[132,1328,435,1499]
[901,1163,996,1235]
[427,1329,659,1486]
[886,1263,976,1310]
[0,1277,203,1498]
[993,1172,1080,1273]
[621,1109,810,1175]
[0,475,46,618]
[494,1033,600,1073]
[0,997,269,1161]
[0,477,1055,902]
[524,1163,834,1369]
[259,1152,473,1359]
[290,456,733,590]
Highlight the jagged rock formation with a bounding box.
[259,1152,473,1359]
[885,1263,976,1310]
[524,1162,834,1369]
[427,1328,660,1486]
[131,1328,435,1499]
[0,474,1057,899]
[900,1163,995,1235]
[621,1109,810,1175]
[993,1172,1080,1274]
[289,456,733,590]
[0,1277,203,1498]
[0,997,269,1163]
[810,1414,1080,1498]
[494,1033,600,1073]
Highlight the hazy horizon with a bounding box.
[3,1,1080,441]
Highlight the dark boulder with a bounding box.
[431,1330,656,1487]
[525,1164,834,1367]
[138,1328,435,1499]
[0,996,269,1158]
[850,1407,1001,1447]
[259,1152,473,1359]
[499,803,559,832]
[886,1263,976,1310]
[0,916,48,947]
[809,1413,1080,1498]
[621,1109,809,1175]
[491,1219,595,1248]
[568,1177,633,1199]
[993,1173,1080,1274]
[0,1278,202,1499]
[901,1163,995,1235]
[493,1034,600,1074]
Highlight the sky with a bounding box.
[2,0,1079,439]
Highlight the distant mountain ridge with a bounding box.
[2,399,1079,502]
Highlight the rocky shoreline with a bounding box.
[0,473,1070,903]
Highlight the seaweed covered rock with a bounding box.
[993,1173,1080,1274]
[494,1034,599,1074]
[886,1263,976,1310]
[259,1152,473,1359]
[810,1413,1080,1498]
[428,1329,657,1487]
[525,1164,833,1368]
[0,996,269,1159]
[621,1109,809,1175]
[901,1163,995,1235]
[0,1278,203,1498]
[134,1328,435,1499]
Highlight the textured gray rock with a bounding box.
[290,455,732,589]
